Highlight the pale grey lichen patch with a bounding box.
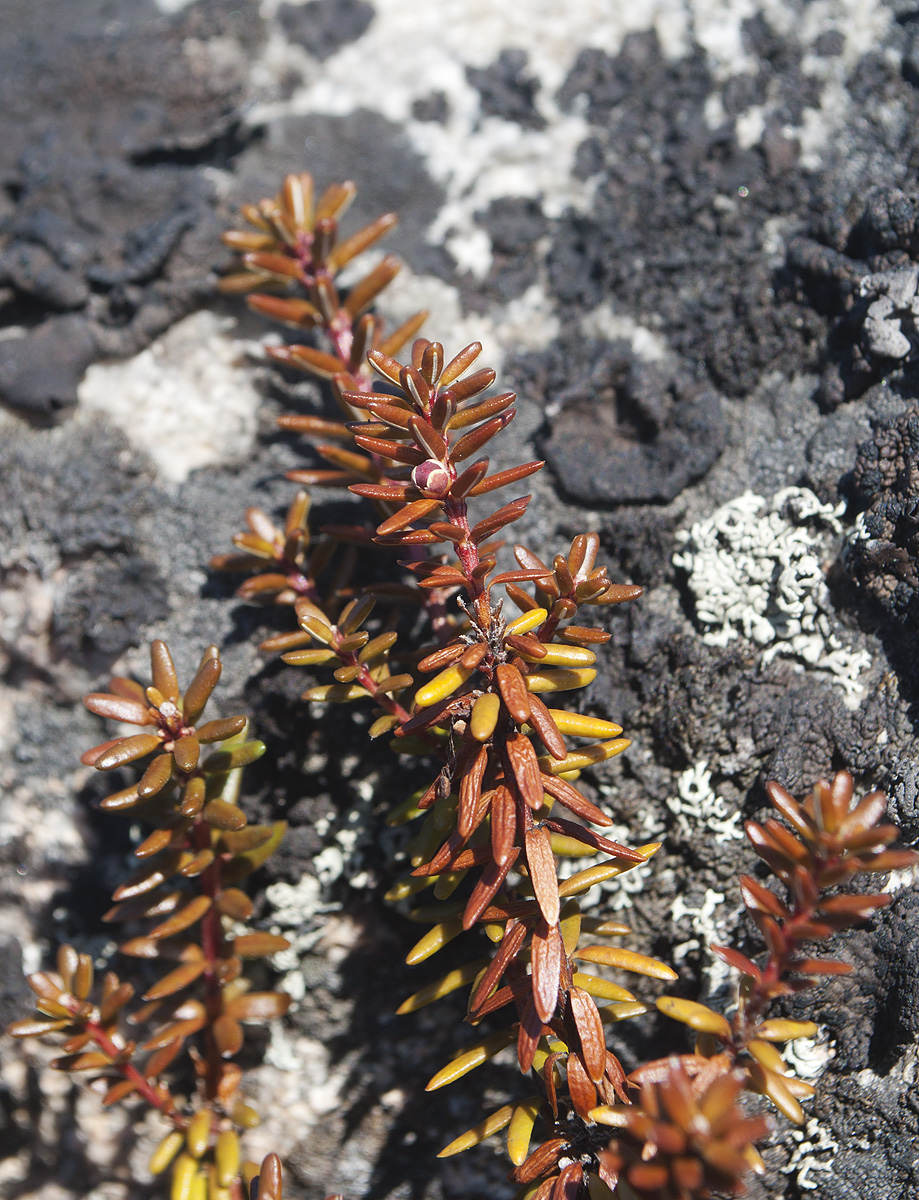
[667,761,745,844]
[78,312,261,484]
[860,267,919,361]
[578,301,669,363]
[377,265,559,380]
[670,889,737,996]
[673,487,871,697]
[247,0,700,291]
[785,1115,840,1191]
[264,874,332,1005]
[785,1031,836,1082]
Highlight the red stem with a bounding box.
[79,1013,181,1122]
[192,819,226,1101]
[733,857,835,1048]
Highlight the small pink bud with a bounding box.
[412,460,451,497]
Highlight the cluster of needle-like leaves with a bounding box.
[219,171,426,391]
[608,771,919,1198]
[10,642,290,1200]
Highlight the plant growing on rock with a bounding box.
[9,170,918,1200]
[10,642,291,1200]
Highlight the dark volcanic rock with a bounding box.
[53,555,169,659]
[0,415,155,564]
[0,317,98,417]
[846,406,919,621]
[789,185,919,407]
[277,0,374,60]
[0,0,265,420]
[476,196,548,301]
[411,91,450,123]
[466,49,547,130]
[549,31,822,399]
[540,342,725,504]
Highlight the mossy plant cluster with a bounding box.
[10,173,918,1200]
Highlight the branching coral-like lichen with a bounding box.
[673,487,870,696]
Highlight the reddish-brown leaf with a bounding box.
[565,1051,597,1120]
[102,1078,139,1106]
[552,1163,583,1200]
[233,933,291,958]
[469,496,531,543]
[543,818,643,862]
[526,697,566,761]
[514,1136,568,1185]
[148,640,180,703]
[493,568,555,586]
[353,434,426,464]
[540,773,612,826]
[172,732,199,774]
[256,1152,284,1200]
[141,1018,204,1055]
[463,850,519,929]
[468,460,544,496]
[83,693,154,725]
[142,960,207,1001]
[112,853,185,902]
[531,919,563,1023]
[375,498,443,536]
[149,896,212,941]
[95,734,163,771]
[568,987,606,1082]
[469,921,528,1015]
[446,391,516,429]
[349,481,411,501]
[416,644,465,676]
[213,1013,245,1058]
[525,828,560,927]
[80,738,123,767]
[496,663,531,725]
[438,342,483,387]
[452,413,515,462]
[183,653,221,725]
[202,800,247,831]
[505,731,545,810]
[711,944,762,981]
[408,415,447,460]
[195,716,248,745]
[458,745,488,839]
[226,991,292,1021]
[516,993,546,1075]
[739,875,789,919]
[491,784,517,867]
[136,753,174,799]
[789,957,854,976]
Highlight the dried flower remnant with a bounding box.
[10,641,290,1200]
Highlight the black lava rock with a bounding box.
[541,344,725,505]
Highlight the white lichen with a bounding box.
[670,890,737,996]
[784,1030,836,1081]
[860,266,919,360]
[673,487,871,697]
[667,761,745,843]
[785,1116,840,1190]
[78,311,261,483]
